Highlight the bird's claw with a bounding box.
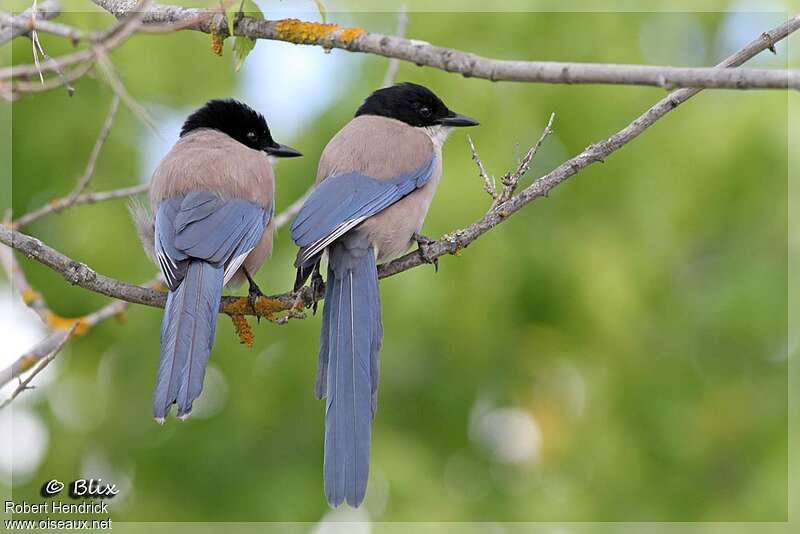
[310,265,324,315]
[244,269,264,323]
[413,232,439,273]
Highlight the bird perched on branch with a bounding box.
[291,82,479,507]
[133,99,301,423]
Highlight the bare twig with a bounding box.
[381,6,408,88]
[495,112,555,206]
[91,1,799,90]
[67,94,120,200]
[273,189,311,229]
[95,51,162,138]
[5,61,93,101]
[0,0,61,45]
[14,95,120,227]
[15,183,149,228]
[467,134,497,201]
[1,0,153,101]
[0,323,77,409]
[0,218,50,324]
[0,275,162,390]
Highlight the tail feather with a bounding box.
[322,240,380,507]
[367,264,382,416]
[315,280,333,400]
[153,260,224,421]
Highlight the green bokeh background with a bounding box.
[2,1,792,524]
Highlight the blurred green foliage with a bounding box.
[3,4,790,524]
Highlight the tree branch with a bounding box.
[0,323,76,409]
[0,0,61,45]
[15,95,121,228]
[89,1,799,90]
[13,184,150,229]
[381,6,408,89]
[2,14,796,325]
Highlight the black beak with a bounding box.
[437,112,480,127]
[265,143,303,158]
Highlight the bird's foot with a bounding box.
[310,264,324,315]
[413,232,439,273]
[244,269,265,323]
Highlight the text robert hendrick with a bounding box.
[5,500,109,514]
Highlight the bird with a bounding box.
[132,99,301,423]
[290,82,479,507]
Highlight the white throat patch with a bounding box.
[423,124,453,151]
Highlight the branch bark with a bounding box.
[2,14,796,324]
[89,1,799,90]
[0,0,61,45]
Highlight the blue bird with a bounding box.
[133,99,301,422]
[291,83,479,507]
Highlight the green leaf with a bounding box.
[233,36,256,72]
[313,0,327,23]
[232,0,264,72]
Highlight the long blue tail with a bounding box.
[321,235,381,507]
[153,260,224,421]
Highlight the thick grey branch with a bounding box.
[90,1,799,90]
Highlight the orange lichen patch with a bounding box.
[150,280,167,291]
[275,18,364,45]
[223,295,288,321]
[17,354,38,374]
[453,245,463,257]
[49,197,63,208]
[338,26,366,43]
[211,31,224,56]
[46,312,89,337]
[114,310,128,324]
[21,287,42,305]
[230,314,254,348]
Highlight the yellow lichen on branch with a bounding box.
[275,18,365,46]
[223,295,286,322]
[211,30,224,56]
[46,312,89,337]
[230,314,254,347]
[16,354,38,374]
[21,287,42,305]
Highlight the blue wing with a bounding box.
[290,155,436,267]
[155,191,272,291]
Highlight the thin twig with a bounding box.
[67,95,121,200]
[0,213,51,324]
[95,51,163,139]
[467,134,496,201]
[0,0,153,100]
[0,323,77,409]
[15,95,122,228]
[381,6,407,88]
[15,183,148,228]
[0,0,61,45]
[496,112,555,205]
[0,276,162,390]
[273,189,311,229]
[4,61,93,102]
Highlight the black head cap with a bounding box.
[180,99,301,157]
[355,82,479,128]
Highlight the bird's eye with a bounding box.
[419,106,432,118]
[246,131,258,142]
